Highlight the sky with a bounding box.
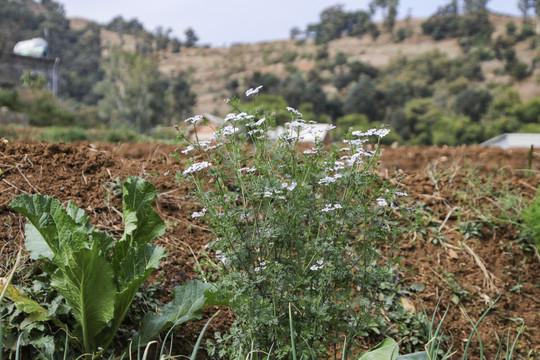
[60,1,523,47]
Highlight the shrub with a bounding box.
[521,186,540,253]
[454,87,493,122]
[39,126,89,142]
[180,94,413,359]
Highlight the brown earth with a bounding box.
[0,140,538,359]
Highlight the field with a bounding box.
[0,140,538,359]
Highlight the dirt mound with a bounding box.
[0,140,538,358]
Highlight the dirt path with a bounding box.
[0,140,538,359]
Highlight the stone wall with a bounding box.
[0,53,60,95]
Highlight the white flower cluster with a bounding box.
[303,148,318,155]
[321,203,342,212]
[184,115,203,124]
[181,141,223,154]
[396,191,408,197]
[213,125,238,138]
[310,259,324,271]
[254,261,267,272]
[191,208,206,218]
[281,181,297,191]
[238,167,257,173]
[343,138,369,147]
[224,112,254,123]
[246,118,265,127]
[263,188,285,199]
[351,128,390,138]
[376,198,388,207]
[318,173,343,185]
[286,106,303,118]
[215,250,229,265]
[183,161,212,175]
[181,145,195,154]
[245,85,263,97]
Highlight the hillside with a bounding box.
[151,14,540,115]
[3,1,540,145]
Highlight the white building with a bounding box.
[481,133,540,149]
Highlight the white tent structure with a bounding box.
[481,133,540,149]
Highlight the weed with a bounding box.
[180,92,414,359]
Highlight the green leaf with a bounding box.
[357,338,399,360]
[24,222,54,260]
[98,243,166,347]
[397,352,429,360]
[121,176,166,247]
[0,279,48,322]
[51,245,116,353]
[9,194,63,256]
[133,280,221,347]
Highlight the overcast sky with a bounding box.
[61,1,522,47]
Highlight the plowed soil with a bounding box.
[0,140,538,359]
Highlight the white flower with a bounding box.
[191,208,206,218]
[239,167,257,173]
[184,115,203,124]
[376,198,388,207]
[247,129,265,136]
[181,145,195,154]
[286,106,303,118]
[351,128,390,138]
[221,125,238,136]
[246,118,266,127]
[343,139,369,146]
[183,161,212,175]
[225,112,254,123]
[310,260,324,271]
[396,191,408,197]
[303,148,317,155]
[246,85,263,97]
[255,261,267,272]
[321,203,342,212]
[318,174,342,185]
[281,181,297,191]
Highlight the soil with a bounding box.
[0,140,538,359]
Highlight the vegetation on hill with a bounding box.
[1,0,540,144]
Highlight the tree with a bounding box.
[454,87,493,122]
[518,0,532,25]
[343,74,380,119]
[289,27,302,40]
[168,71,196,122]
[184,27,198,47]
[370,0,399,33]
[94,49,167,133]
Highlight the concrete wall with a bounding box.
[0,53,60,95]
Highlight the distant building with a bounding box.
[481,133,540,149]
[0,38,60,95]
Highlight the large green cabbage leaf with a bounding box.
[9,176,168,355]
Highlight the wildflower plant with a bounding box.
[178,93,412,359]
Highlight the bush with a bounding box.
[521,186,540,253]
[39,126,89,142]
[181,96,413,359]
[0,90,22,111]
[454,87,492,122]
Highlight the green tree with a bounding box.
[453,87,493,122]
[184,27,199,47]
[343,74,380,119]
[370,0,399,33]
[94,49,167,133]
[168,71,197,123]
